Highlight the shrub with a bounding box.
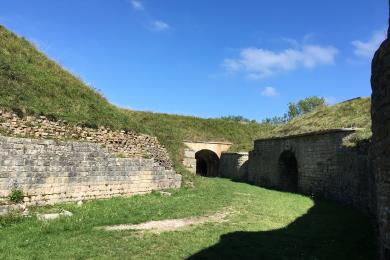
[9,188,24,203]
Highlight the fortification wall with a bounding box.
[0,110,172,169]
[0,136,181,210]
[248,130,372,212]
[371,27,390,259]
[219,152,249,181]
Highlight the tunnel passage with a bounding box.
[278,151,299,192]
[195,149,220,177]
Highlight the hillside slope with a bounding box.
[0,24,372,178]
[0,25,274,177]
[270,97,371,145]
[0,25,132,129]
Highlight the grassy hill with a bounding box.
[269,97,371,146]
[0,24,372,179]
[0,26,132,129]
[0,25,274,178]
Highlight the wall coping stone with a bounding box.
[183,140,233,145]
[255,128,360,143]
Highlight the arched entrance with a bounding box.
[195,149,220,177]
[278,151,298,192]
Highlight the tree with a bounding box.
[220,115,251,122]
[287,96,326,120]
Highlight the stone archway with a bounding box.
[278,151,298,192]
[195,149,220,177]
[182,140,232,175]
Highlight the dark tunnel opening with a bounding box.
[195,149,220,177]
[278,150,299,192]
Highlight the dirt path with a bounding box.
[98,208,232,233]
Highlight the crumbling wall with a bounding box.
[371,22,390,259]
[0,136,181,210]
[0,110,172,169]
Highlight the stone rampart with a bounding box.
[219,152,249,181]
[0,136,181,210]
[371,24,390,259]
[248,129,372,213]
[0,110,172,169]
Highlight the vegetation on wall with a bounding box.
[269,97,371,145]
[8,188,24,204]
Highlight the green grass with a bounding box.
[0,25,131,129]
[0,177,374,259]
[0,21,375,260]
[119,110,274,180]
[0,25,373,180]
[269,97,372,146]
[0,25,274,182]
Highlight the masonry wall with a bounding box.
[0,110,172,169]
[219,152,249,181]
[0,136,181,209]
[371,25,390,259]
[248,131,372,212]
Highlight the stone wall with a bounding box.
[219,152,249,181]
[182,141,232,174]
[0,136,181,209]
[248,129,372,213]
[371,21,390,259]
[0,110,172,169]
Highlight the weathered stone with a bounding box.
[158,191,172,196]
[247,129,372,213]
[0,111,172,169]
[371,13,390,259]
[219,152,249,181]
[183,141,232,175]
[0,135,181,212]
[37,210,73,221]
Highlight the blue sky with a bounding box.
[0,0,388,121]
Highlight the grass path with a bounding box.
[0,177,375,259]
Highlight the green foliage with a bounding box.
[219,115,255,123]
[287,96,326,120]
[0,211,24,228]
[8,188,24,203]
[0,177,374,259]
[262,115,288,125]
[262,96,326,125]
[270,97,371,143]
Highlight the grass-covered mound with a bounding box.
[0,25,274,177]
[270,97,371,145]
[0,24,372,179]
[0,178,375,259]
[0,25,131,129]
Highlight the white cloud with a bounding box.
[152,20,170,31]
[351,30,386,58]
[223,43,338,79]
[261,87,278,97]
[130,0,144,10]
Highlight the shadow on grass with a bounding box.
[188,198,375,260]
